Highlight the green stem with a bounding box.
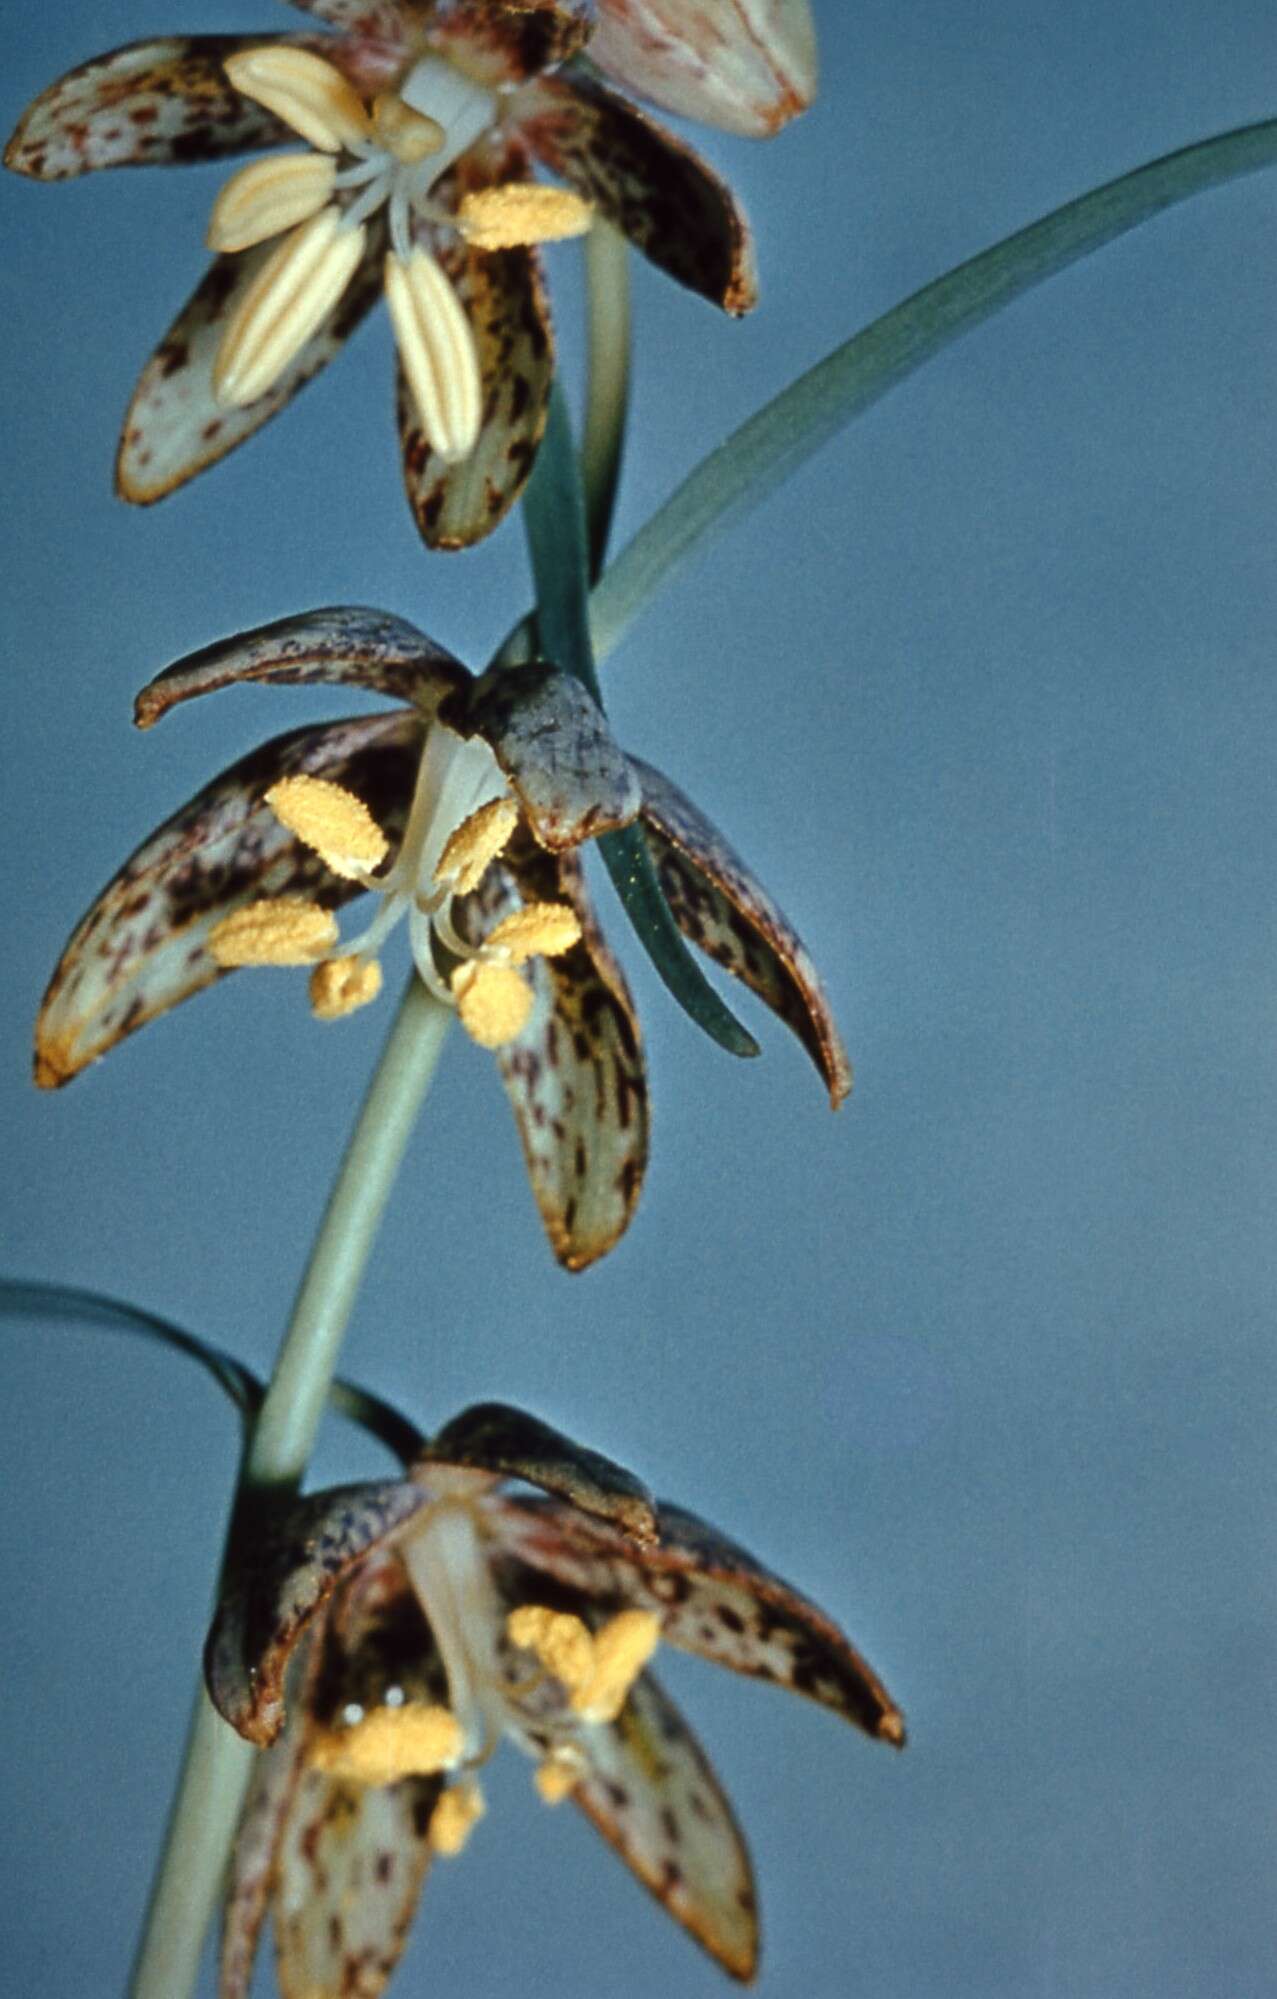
[128,978,451,1999]
[581,221,631,580]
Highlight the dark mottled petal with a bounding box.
[589,0,817,137]
[135,608,467,730]
[440,662,641,850]
[117,217,385,505]
[221,1707,313,1999]
[206,1478,429,1746]
[458,836,648,1269]
[35,714,422,1089]
[422,1401,656,1543]
[490,1495,905,1745]
[429,0,594,82]
[4,36,301,180]
[633,756,851,1106]
[274,1768,440,1999]
[574,1671,757,1981]
[282,0,418,39]
[515,67,756,312]
[400,154,553,550]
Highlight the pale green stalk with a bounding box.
[129,978,452,1999]
[582,221,632,579]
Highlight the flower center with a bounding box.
[206,727,582,1048]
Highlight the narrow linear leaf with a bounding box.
[588,116,1277,663]
[582,220,632,581]
[523,385,758,1058]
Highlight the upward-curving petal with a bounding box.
[515,67,757,312]
[458,836,648,1270]
[589,0,818,137]
[429,0,595,83]
[34,714,422,1089]
[421,1401,657,1543]
[399,158,554,548]
[117,219,385,506]
[4,37,300,181]
[491,1495,906,1745]
[574,1671,758,1981]
[633,757,852,1106]
[134,608,467,730]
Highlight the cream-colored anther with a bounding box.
[266,775,389,880]
[533,1753,584,1805]
[575,1610,661,1723]
[458,184,593,250]
[485,902,582,964]
[434,796,519,893]
[309,1702,464,1786]
[207,151,337,253]
[451,960,534,1048]
[310,955,383,1020]
[214,208,368,406]
[372,91,446,164]
[428,1781,486,1856]
[384,248,482,464]
[208,897,338,967]
[507,1606,596,1693]
[223,46,371,154]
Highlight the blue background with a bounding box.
[2,3,1275,1994]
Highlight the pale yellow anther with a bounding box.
[309,955,383,1020]
[223,46,371,154]
[451,960,534,1048]
[507,1606,596,1695]
[428,1781,486,1856]
[575,1609,661,1723]
[372,92,446,164]
[533,1753,585,1806]
[213,208,368,407]
[484,901,582,965]
[458,184,593,250]
[207,151,337,253]
[208,897,338,968]
[309,1703,463,1786]
[433,796,519,894]
[266,775,389,880]
[384,248,482,465]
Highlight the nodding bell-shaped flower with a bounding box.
[35,607,851,1269]
[6,0,816,548]
[207,1399,902,1997]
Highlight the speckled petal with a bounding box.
[283,0,418,39]
[274,1768,440,1999]
[589,0,817,137]
[134,608,468,730]
[428,0,594,83]
[491,1496,905,1745]
[206,1479,429,1747]
[574,1670,757,1981]
[439,662,642,850]
[421,1401,656,1543]
[35,714,421,1089]
[515,68,756,313]
[399,159,553,549]
[458,838,647,1269]
[221,1710,313,1999]
[4,36,304,180]
[117,219,384,505]
[633,756,851,1106]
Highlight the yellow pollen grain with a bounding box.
[208,897,337,967]
[309,1703,463,1786]
[533,1755,583,1806]
[372,92,445,164]
[458,184,593,250]
[434,796,519,893]
[507,1606,596,1695]
[428,1781,486,1857]
[309,955,382,1020]
[572,1610,662,1723]
[267,775,389,880]
[485,901,582,964]
[452,961,534,1048]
